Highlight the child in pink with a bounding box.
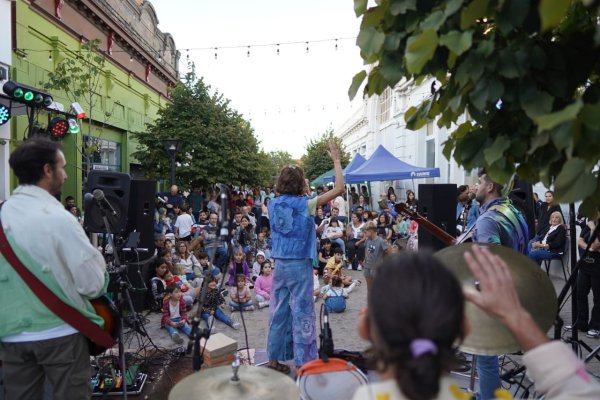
[254,260,273,309]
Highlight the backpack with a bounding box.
[325,288,346,313]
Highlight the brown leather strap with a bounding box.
[0,208,114,349]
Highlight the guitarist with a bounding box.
[0,138,108,400]
[471,169,529,400]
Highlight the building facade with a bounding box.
[335,77,475,204]
[2,0,179,204]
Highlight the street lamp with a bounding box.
[161,138,181,186]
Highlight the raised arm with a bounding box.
[317,141,344,207]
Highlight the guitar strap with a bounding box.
[0,202,114,350]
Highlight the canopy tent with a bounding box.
[345,145,440,183]
[310,168,335,187]
[322,153,367,183]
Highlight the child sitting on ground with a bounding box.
[324,247,354,287]
[229,274,255,311]
[201,275,240,332]
[173,263,201,289]
[252,251,267,282]
[195,251,222,282]
[254,261,273,308]
[227,247,251,287]
[323,275,358,313]
[161,284,192,344]
[163,270,197,309]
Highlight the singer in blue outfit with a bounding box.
[265,141,344,374]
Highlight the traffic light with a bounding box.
[2,80,53,107]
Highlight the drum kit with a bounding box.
[169,243,558,399]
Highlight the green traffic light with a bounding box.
[23,91,34,101]
[13,88,23,98]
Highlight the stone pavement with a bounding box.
[115,260,600,399]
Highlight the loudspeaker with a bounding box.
[417,184,457,251]
[125,179,156,259]
[508,176,536,241]
[84,171,131,233]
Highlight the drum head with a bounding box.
[296,359,368,400]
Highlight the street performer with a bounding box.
[471,170,529,399]
[265,140,344,374]
[0,138,108,399]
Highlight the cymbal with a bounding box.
[434,243,557,355]
[169,365,299,400]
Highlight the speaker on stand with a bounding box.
[84,170,131,234]
[125,179,156,260]
[417,184,457,251]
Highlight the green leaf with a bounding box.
[354,0,367,16]
[445,0,464,17]
[521,90,554,118]
[405,29,438,74]
[453,121,472,139]
[554,158,597,203]
[532,99,583,133]
[539,0,570,32]
[460,0,489,30]
[421,11,446,31]
[390,0,416,16]
[484,135,511,164]
[580,102,600,130]
[357,26,386,62]
[439,30,473,56]
[348,70,367,100]
[496,0,530,35]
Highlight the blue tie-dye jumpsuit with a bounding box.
[267,195,318,366]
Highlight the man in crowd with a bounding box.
[472,170,528,399]
[157,184,184,209]
[0,138,107,399]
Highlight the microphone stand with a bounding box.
[187,184,233,371]
[319,304,334,361]
[97,201,128,399]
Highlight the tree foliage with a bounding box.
[42,39,112,170]
[267,150,294,176]
[132,65,273,188]
[352,0,600,215]
[301,130,350,182]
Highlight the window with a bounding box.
[82,137,121,180]
[377,87,392,125]
[426,139,436,168]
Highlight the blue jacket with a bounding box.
[268,195,316,260]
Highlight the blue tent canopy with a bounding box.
[345,145,440,183]
[323,153,367,183]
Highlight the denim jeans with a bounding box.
[205,245,228,269]
[228,299,254,311]
[267,258,317,366]
[163,317,192,338]
[528,248,558,265]
[476,355,500,400]
[330,238,346,255]
[201,308,234,328]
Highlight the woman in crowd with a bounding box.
[528,211,567,265]
[346,212,366,271]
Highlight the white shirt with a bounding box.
[174,213,194,237]
[541,224,559,245]
[334,196,346,217]
[1,185,106,341]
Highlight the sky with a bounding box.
[149,0,365,159]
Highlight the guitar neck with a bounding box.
[395,203,455,246]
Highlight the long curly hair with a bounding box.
[275,165,305,195]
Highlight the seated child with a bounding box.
[227,247,251,287]
[173,263,201,289]
[195,251,222,282]
[324,248,354,287]
[256,231,271,260]
[164,270,197,308]
[323,276,358,313]
[201,275,240,331]
[317,238,334,276]
[229,274,255,311]
[254,261,273,308]
[161,284,191,344]
[252,251,266,282]
[352,246,600,400]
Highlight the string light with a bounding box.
[247,46,250,57]
[186,49,190,61]
[335,39,338,50]
[48,51,52,62]
[214,47,218,60]
[129,54,133,62]
[306,41,309,53]
[276,44,280,56]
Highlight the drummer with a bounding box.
[353,245,600,400]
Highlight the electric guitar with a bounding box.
[89,296,120,356]
[394,203,473,246]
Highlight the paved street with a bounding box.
[111,260,600,399]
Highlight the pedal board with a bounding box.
[90,369,147,396]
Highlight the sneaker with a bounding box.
[357,264,363,271]
[586,329,600,338]
[229,305,235,312]
[258,301,269,309]
[232,321,241,330]
[171,332,183,344]
[347,264,353,270]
